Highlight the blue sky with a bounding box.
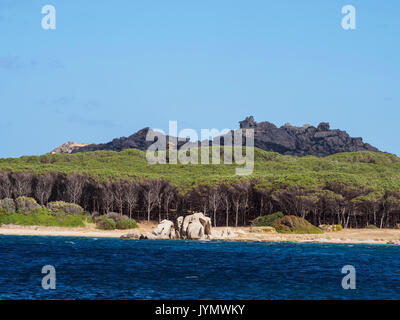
[0,0,399,157]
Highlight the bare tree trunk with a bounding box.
[147,205,151,222]
[226,205,229,227]
[235,206,239,227]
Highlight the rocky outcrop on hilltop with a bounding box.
[231,116,379,157]
[71,128,189,154]
[50,142,88,154]
[50,117,380,157]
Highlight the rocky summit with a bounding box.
[50,116,380,157]
[50,142,88,154]
[71,128,189,153]
[232,116,379,157]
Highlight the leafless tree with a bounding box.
[65,174,86,203]
[113,181,125,215]
[10,172,33,197]
[124,181,139,219]
[141,180,159,222]
[219,185,231,227]
[381,192,400,228]
[34,173,54,205]
[154,180,168,222]
[240,181,251,226]
[163,184,177,220]
[231,185,244,227]
[0,172,12,199]
[101,181,114,213]
[208,186,221,227]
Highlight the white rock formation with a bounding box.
[152,219,177,239]
[121,212,213,241]
[50,142,88,154]
[211,227,237,239]
[186,221,205,240]
[176,216,184,235]
[180,212,212,240]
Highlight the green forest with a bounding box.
[0,148,399,228]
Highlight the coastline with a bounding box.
[1,223,400,245]
[0,224,127,238]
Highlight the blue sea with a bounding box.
[0,235,399,299]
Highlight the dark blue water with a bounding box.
[0,235,399,299]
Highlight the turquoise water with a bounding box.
[0,235,399,299]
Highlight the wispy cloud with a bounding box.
[39,96,118,128]
[0,56,28,69]
[47,59,65,69]
[38,96,75,113]
[84,100,102,111]
[0,56,63,70]
[40,96,75,106]
[67,114,118,128]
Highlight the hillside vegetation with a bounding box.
[0,148,399,228]
[0,148,399,191]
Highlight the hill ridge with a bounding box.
[49,116,380,157]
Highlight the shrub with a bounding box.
[116,217,138,230]
[273,215,323,234]
[96,216,116,230]
[0,210,92,227]
[252,212,284,227]
[366,225,378,229]
[15,196,41,214]
[95,213,137,230]
[91,211,100,220]
[54,213,93,227]
[48,201,84,215]
[105,212,124,223]
[335,224,343,231]
[0,198,16,214]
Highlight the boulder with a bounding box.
[120,231,159,240]
[122,212,213,241]
[221,227,236,238]
[180,212,212,239]
[153,220,177,239]
[140,232,158,240]
[176,216,184,235]
[186,221,205,240]
[196,213,212,235]
[211,227,237,239]
[120,231,141,239]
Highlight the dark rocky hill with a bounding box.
[231,116,379,157]
[50,116,380,157]
[70,127,189,154]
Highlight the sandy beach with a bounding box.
[234,227,400,245]
[1,222,400,244]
